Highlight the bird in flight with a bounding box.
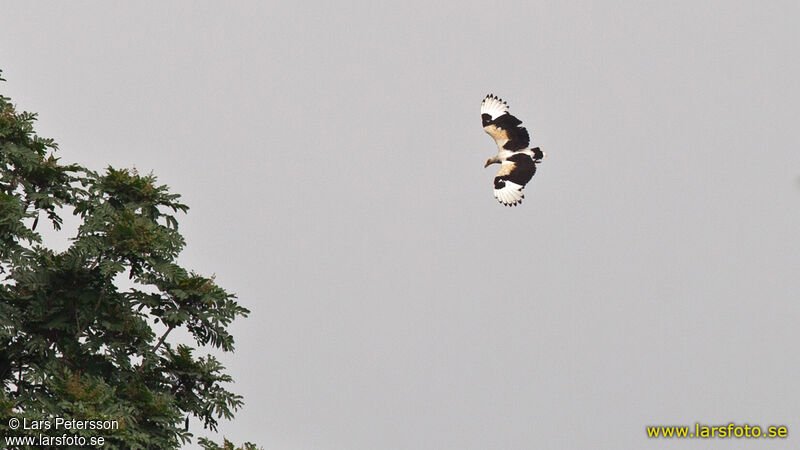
[481,94,545,206]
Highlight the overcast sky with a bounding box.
[2,1,799,449]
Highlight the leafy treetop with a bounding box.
[0,69,259,449]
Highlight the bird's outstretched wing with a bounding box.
[480,94,530,151]
[493,153,537,206]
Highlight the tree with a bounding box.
[0,70,258,449]
[197,437,262,450]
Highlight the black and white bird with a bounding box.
[481,94,545,206]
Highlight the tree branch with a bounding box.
[152,325,175,354]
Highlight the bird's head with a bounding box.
[484,156,499,168]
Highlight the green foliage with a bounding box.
[198,436,262,450]
[0,69,257,448]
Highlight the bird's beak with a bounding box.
[484,160,491,168]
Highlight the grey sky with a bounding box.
[2,1,799,448]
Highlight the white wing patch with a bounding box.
[480,94,508,120]
[493,180,525,206]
